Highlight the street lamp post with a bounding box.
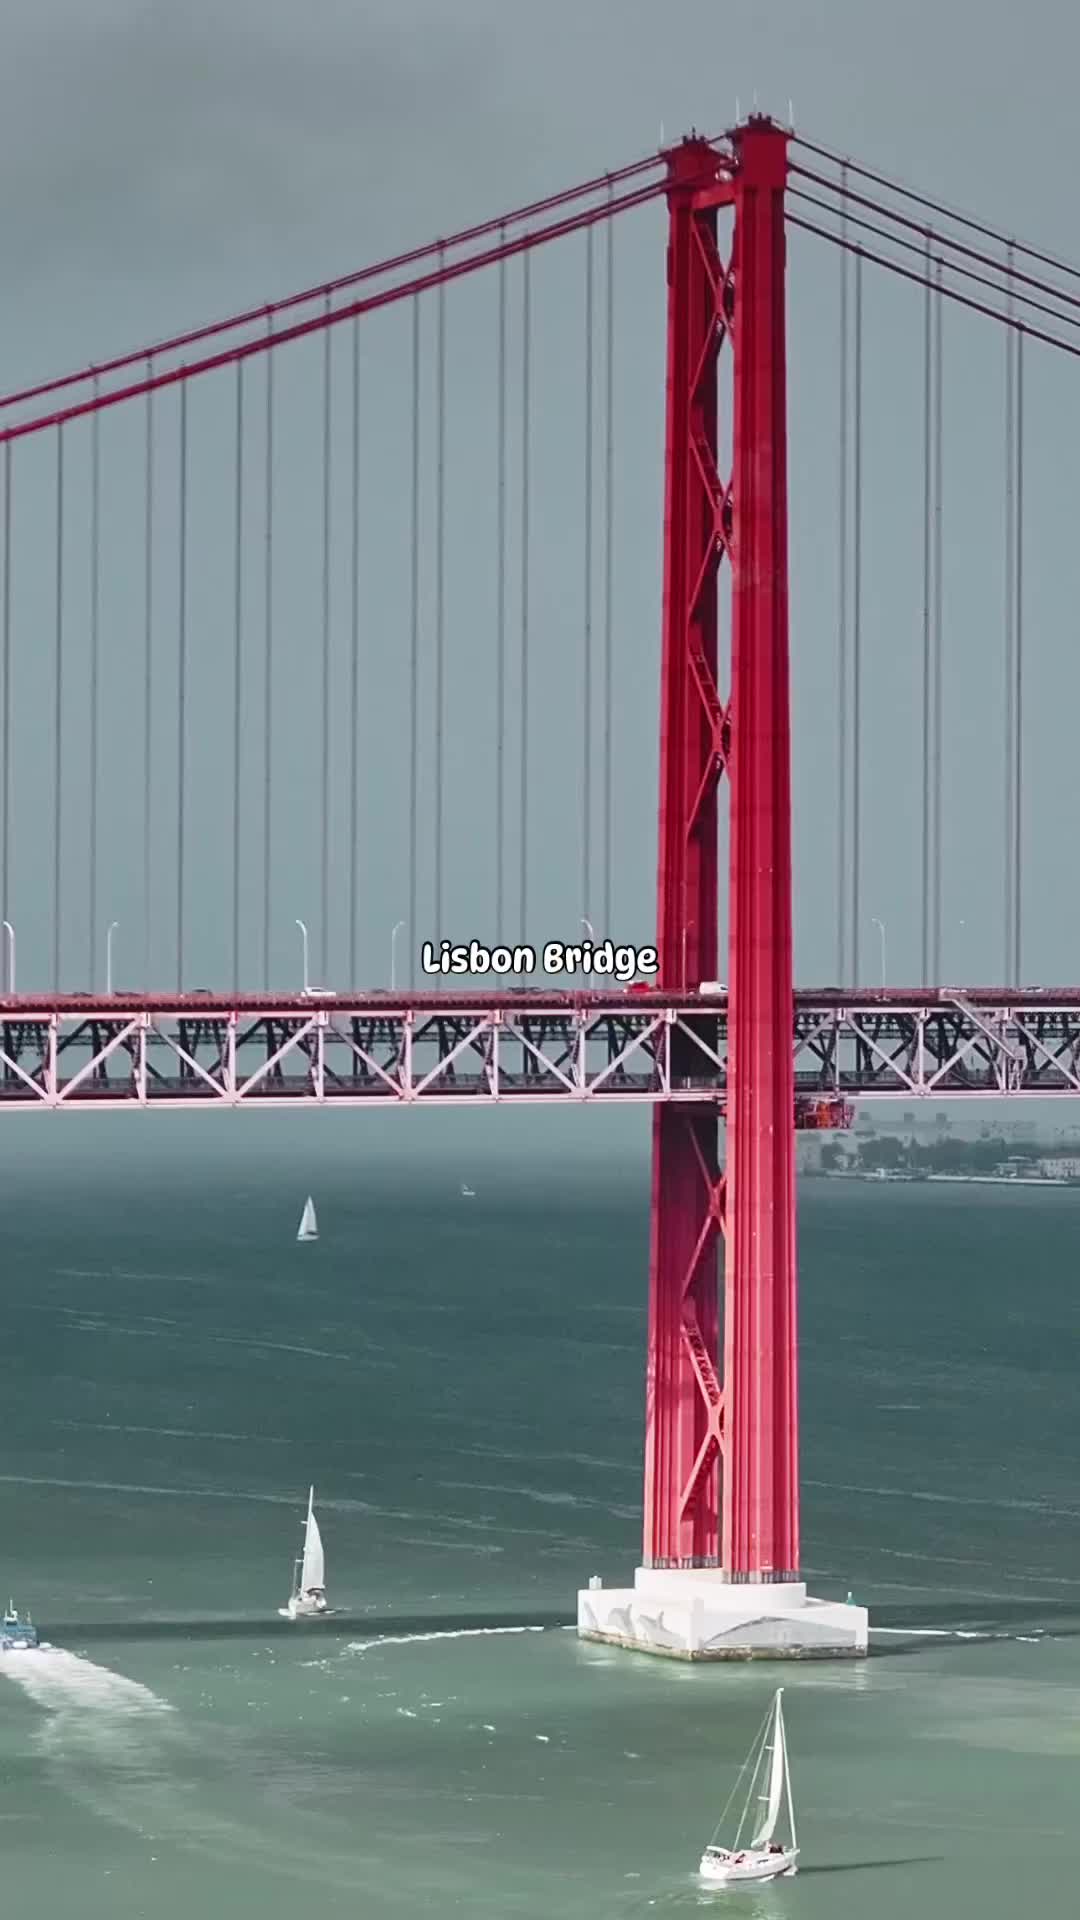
[871,916,887,990]
[1,920,14,995]
[106,921,119,994]
[295,918,310,995]
[391,920,405,992]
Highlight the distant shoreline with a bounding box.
[812,1168,1074,1188]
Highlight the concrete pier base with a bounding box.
[577,1567,868,1660]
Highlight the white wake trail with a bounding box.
[0,1646,181,1839]
[0,1645,174,1717]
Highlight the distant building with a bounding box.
[1040,1157,1080,1181]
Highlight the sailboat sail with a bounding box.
[750,1698,787,1848]
[297,1197,318,1241]
[300,1490,325,1591]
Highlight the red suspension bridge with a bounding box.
[2,116,1078,1655]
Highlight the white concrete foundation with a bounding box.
[577,1567,868,1660]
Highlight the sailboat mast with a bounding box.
[778,1694,796,1845]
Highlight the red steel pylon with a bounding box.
[643,117,798,1581]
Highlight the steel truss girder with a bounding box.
[2,998,1080,1109]
[791,1001,1080,1098]
[0,1007,702,1110]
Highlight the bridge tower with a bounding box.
[577,117,867,1657]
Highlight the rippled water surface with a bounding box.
[1,1112,1078,1917]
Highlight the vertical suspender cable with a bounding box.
[232,363,244,992]
[408,299,420,988]
[53,428,64,992]
[519,249,531,949]
[602,188,615,934]
[88,382,100,987]
[495,237,507,937]
[320,295,332,983]
[143,358,154,987]
[851,252,863,986]
[176,380,188,991]
[582,225,595,929]
[1006,330,1014,983]
[931,261,944,983]
[2,444,11,933]
[836,167,849,985]
[262,318,274,988]
[1004,248,1016,986]
[349,316,361,986]
[434,253,446,948]
[920,231,933,986]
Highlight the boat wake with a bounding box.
[0,1646,182,1837]
[0,1647,373,1887]
[871,1625,1046,1646]
[347,1622,553,1654]
[0,1644,174,1718]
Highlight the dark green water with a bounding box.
[1,1112,1078,1916]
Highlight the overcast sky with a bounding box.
[1,0,1078,995]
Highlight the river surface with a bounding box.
[1,1111,1077,1916]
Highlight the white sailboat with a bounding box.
[698,1688,798,1886]
[297,1196,318,1242]
[278,1486,333,1620]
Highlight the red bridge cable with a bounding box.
[52,428,63,995]
[790,182,1080,334]
[836,167,849,987]
[787,217,1080,361]
[601,196,616,934]
[177,382,189,993]
[931,259,943,986]
[495,242,508,942]
[920,232,933,989]
[0,444,10,937]
[232,362,244,996]
[142,365,154,990]
[1004,281,1016,987]
[582,224,595,936]
[408,300,420,993]
[320,297,332,986]
[520,250,532,950]
[0,171,669,441]
[348,316,361,989]
[88,386,101,990]
[792,135,1080,289]
[851,254,863,987]
[434,261,447,954]
[0,151,667,419]
[261,330,274,991]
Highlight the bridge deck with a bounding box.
[0,989,1075,1109]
